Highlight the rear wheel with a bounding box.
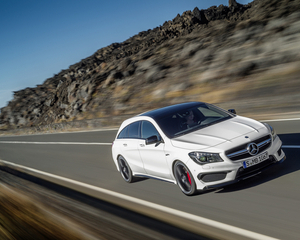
[174,161,196,196]
[117,156,134,183]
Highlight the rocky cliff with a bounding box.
[1,0,300,130]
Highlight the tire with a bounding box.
[117,156,134,183]
[174,161,196,196]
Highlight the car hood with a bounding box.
[170,116,266,150]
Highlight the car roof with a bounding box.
[139,102,204,121]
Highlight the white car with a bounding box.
[112,102,285,195]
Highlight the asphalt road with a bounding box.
[0,119,299,239]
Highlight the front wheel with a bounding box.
[117,156,134,183]
[174,161,196,196]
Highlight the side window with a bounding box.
[117,121,141,139]
[128,121,140,138]
[117,125,129,139]
[141,121,161,140]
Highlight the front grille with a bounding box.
[235,156,277,180]
[226,135,271,161]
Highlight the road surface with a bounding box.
[0,119,299,239]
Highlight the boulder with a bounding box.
[192,7,208,24]
[229,0,240,8]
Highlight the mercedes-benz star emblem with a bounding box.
[247,143,259,155]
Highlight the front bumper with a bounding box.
[202,155,286,190]
[194,137,286,191]
[203,156,286,190]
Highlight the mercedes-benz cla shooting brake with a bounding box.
[112,102,286,195]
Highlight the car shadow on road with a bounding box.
[132,177,148,183]
[215,147,300,193]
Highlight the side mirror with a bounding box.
[146,135,159,145]
[228,109,236,114]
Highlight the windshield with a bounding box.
[156,103,233,138]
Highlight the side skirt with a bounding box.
[134,174,176,184]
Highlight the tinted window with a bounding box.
[117,121,141,139]
[156,103,232,138]
[118,126,128,139]
[141,121,161,140]
[128,121,140,138]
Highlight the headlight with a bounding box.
[188,152,223,165]
[263,123,277,141]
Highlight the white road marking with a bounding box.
[282,145,300,149]
[0,128,118,137]
[263,118,300,122]
[1,142,299,149]
[0,141,111,145]
[0,159,279,240]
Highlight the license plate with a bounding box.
[243,152,268,168]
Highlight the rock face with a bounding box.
[1,0,300,129]
[229,0,241,8]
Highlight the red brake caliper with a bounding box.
[187,172,192,185]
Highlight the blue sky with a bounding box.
[0,0,252,110]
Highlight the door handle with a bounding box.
[140,144,145,147]
[123,143,127,147]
